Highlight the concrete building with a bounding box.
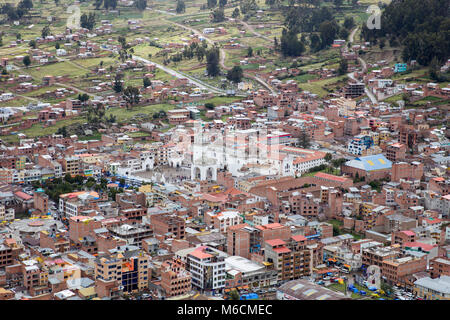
[277,279,350,300]
[264,235,312,282]
[185,246,227,292]
[94,246,149,294]
[414,275,450,300]
[161,257,191,297]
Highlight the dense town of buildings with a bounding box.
[0,1,449,303]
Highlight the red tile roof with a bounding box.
[260,223,284,230]
[404,242,436,252]
[291,235,307,242]
[425,218,441,224]
[314,172,350,183]
[401,230,415,237]
[189,247,213,260]
[265,239,286,247]
[14,191,33,200]
[273,247,291,254]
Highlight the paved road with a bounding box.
[346,27,378,105]
[132,55,226,94]
[15,94,39,102]
[237,19,274,43]
[156,14,277,94]
[349,27,359,44]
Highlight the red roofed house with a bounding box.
[186,246,227,291]
[255,223,292,244]
[392,230,416,246]
[314,172,353,189]
[264,235,312,282]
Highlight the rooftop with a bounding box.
[414,275,450,294]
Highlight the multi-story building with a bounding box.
[386,143,406,162]
[108,223,153,247]
[414,275,450,300]
[361,245,399,267]
[345,82,365,98]
[264,235,312,282]
[151,214,185,239]
[381,255,427,286]
[63,156,80,176]
[59,191,107,217]
[225,255,278,289]
[430,257,450,279]
[289,192,319,218]
[160,257,191,297]
[185,246,227,292]
[391,230,416,246]
[322,245,362,271]
[205,210,242,233]
[0,205,14,221]
[94,246,149,294]
[347,135,374,156]
[33,191,49,215]
[0,243,14,268]
[227,224,260,259]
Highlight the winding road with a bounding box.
[237,19,274,43]
[132,55,226,94]
[151,11,277,94]
[346,27,378,104]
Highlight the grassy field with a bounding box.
[25,62,88,81]
[298,75,348,97]
[105,104,175,122]
[2,116,87,144]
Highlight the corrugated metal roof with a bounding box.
[345,154,392,171]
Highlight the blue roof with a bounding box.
[345,154,392,171]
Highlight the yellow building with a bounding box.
[16,156,26,170]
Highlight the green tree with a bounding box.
[247,46,253,57]
[206,47,220,77]
[297,131,311,148]
[80,13,96,30]
[205,102,215,110]
[135,0,147,10]
[211,8,225,22]
[41,25,50,38]
[207,0,217,9]
[310,33,321,52]
[18,0,33,10]
[429,56,441,81]
[226,65,243,83]
[22,55,31,67]
[325,153,332,162]
[64,172,73,183]
[343,17,355,30]
[176,0,185,13]
[337,58,348,75]
[231,7,240,18]
[319,20,338,47]
[240,0,258,15]
[78,93,90,103]
[333,225,340,236]
[113,74,123,93]
[143,77,152,88]
[122,86,140,109]
[280,28,305,57]
[381,281,393,296]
